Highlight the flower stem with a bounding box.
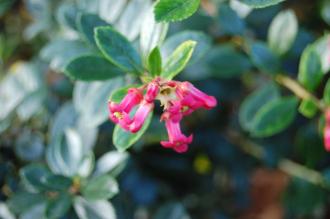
[275,74,326,112]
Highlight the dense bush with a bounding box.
[1,0,330,218]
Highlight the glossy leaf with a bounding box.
[40,39,91,71]
[95,26,143,74]
[161,40,196,80]
[64,55,123,81]
[73,78,124,128]
[45,193,72,219]
[117,0,151,41]
[238,0,285,8]
[218,4,245,35]
[298,45,323,91]
[161,31,211,65]
[154,0,200,22]
[207,44,251,78]
[140,6,168,60]
[113,112,153,152]
[47,128,92,177]
[249,42,280,75]
[56,3,79,30]
[323,78,330,105]
[313,34,330,73]
[20,164,50,193]
[250,97,298,137]
[239,83,280,131]
[298,99,318,118]
[94,151,129,176]
[268,9,298,55]
[82,175,118,201]
[74,198,116,219]
[148,47,162,76]
[77,13,109,46]
[41,174,73,191]
[99,0,128,23]
[8,192,45,214]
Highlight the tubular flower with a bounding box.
[324,110,330,151]
[108,77,217,153]
[160,119,193,153]
[129,100,154,133]
[108,88,143,131]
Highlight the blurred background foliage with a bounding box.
[1,0,330,218]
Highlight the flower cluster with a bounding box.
[324,110,330,151]
[108,77,217,153]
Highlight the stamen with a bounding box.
[114,112,124,120]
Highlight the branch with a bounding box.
[275,74,326,111]
[225,129,329,190]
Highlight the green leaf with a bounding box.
[239,83,280,131]
[161,40,196,80]
[47,128,90,177]
[40,39,91,72]
[162,31,211,66]
[56,3,79,30]
[95,151,129,177]
[77,152,95,178]
[95,26,143,74]
[238,0,285,8]
[249,42,281,75]
[154,0,200,22]
[61,128,84,176]
[140,6,169,60]
[268,9,298,55]
[323,78,330,105]
[8,192,45,214]
[148,47,162,76]
[207,44,251,78]
[313,34,330,73]
[73,78,124,128]
[77,13,109,46]
[41,174,73,191]
[82,175,118,201]
[218,4,245,35]
[298,45,323,91]
[19,164,50,193]
[46,193,72,219]
[113,112,153,152]
[64,55,123,81]
[250,97,298,137]
[74,198,116,219]
[298,99,318,118]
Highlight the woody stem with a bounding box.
[275,74,326,112]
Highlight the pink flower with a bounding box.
[108,88,143,130]
[177,81,217,110]
[324,110,330,151]
[108,77,217,153]
[145,81,159,103]
[129,100,154,133]
[160,119,193,153]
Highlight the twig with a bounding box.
[225,129,330,190]
[275,74,326,111]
